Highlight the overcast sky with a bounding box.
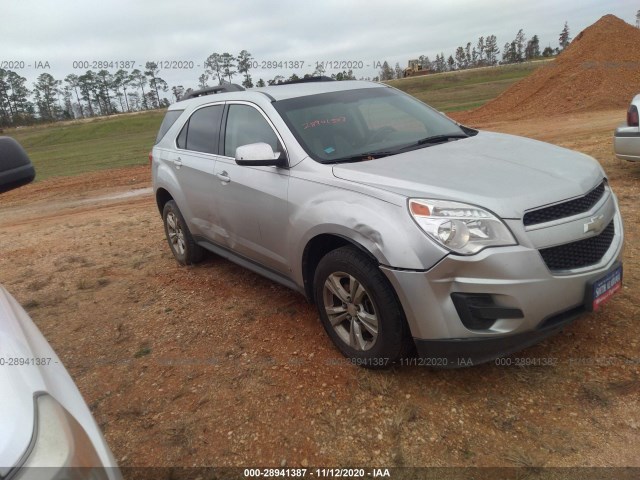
[2,0,638,93]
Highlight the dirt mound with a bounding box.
[458,15,640,123]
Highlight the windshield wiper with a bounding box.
[331,151,397,163]
[413,133,469,146]
[382,133,469,156]
[328,133,469,164]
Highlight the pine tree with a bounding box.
[198,74,208,89]
[171,86,184,102]
[96,70,114,114]
[379,61,394,80]
[437,52,446,72]
[129,69,147,111]
[220,53,236,82]
[205,53,223,85]
[394,62,403,79]
[455,46,466,70]
[237,50,254,88]
[559,22,571,50]
[64,74,85,118]
[144,62,167,108]
[484,35,499,66]
[476,36,485,64]
[33,73,60,120]
[525,35,541,60]
[447,55,455,71]
[115,70,132,112]
[502,42,510,64]
[432,54,440,73]
[515,29,526,62]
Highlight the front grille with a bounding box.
[523,181,606,226]
[539,220,615,271]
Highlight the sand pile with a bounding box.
[459,14,640,122]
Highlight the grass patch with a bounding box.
[356,370,396,396]
[580,384,611,407]
[134,346,152,358]
[608,379,640,395]
[27,278,49,292]
[387,60,551,112]
[502,450,540,469]
[76,278,92,290]
[3,111,165,181]
[23,299,40,309]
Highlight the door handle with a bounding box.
[216,171,230,183]
[173,158,183,169]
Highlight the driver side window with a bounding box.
[224,105,281,157]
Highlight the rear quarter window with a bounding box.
[155,110,184,144]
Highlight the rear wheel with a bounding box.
[313,246,411,368]
[162,200,204,265]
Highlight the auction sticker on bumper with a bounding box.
[588,263,622,311]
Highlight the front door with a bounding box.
[213,103,291,274]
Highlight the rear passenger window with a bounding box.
[224,105,281,157]
[177,105,224,154]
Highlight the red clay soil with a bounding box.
[457,15,640,124]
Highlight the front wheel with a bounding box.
[313,246,412,368]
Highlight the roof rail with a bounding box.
[278,76,336,85]
[180,83,245,101]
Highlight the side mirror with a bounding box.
[0,137,36,194]
[235,142,287,167]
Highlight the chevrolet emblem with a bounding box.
[584,214,605,234]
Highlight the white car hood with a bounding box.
[333,131,604,218]
[0,286,42,474]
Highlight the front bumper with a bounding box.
[413,305,583,367]
[381,211,624,366]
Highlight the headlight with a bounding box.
[14,394,110,480]
[408,199,517,255]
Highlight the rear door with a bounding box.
[167,103,224,239]
[213,102,291,274]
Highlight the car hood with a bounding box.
[332,131,604,218]
[0,287,42,475]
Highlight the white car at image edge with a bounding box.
[0,137,121,480]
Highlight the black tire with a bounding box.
[162,200,204,265]
[313,246,412,368]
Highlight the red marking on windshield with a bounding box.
[303,116,346,129]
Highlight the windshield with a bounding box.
[273,87,468,163]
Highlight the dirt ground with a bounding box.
[0,109,639,469]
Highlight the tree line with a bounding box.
[0,22,574,127]
[195,50,357,89]
[0,62,171,127]
[377,22,571,80]
[0,49,361,128]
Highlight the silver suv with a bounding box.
[614,93,640,161]
[151,79,624,368]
